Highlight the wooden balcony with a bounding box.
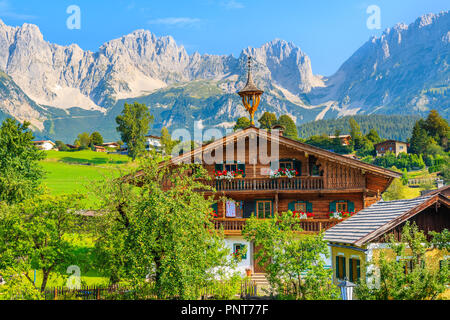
[213,218,342,236]
[203,177,324,192]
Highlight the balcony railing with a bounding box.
[202,177,324,192]
[213,218,342,235]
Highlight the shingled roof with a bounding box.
[324,194,449,246]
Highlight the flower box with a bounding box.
[270,168,298,179]
[328,211,356,220]
[292,211,315,219]
[214,169,244,181]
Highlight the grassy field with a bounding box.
[41,150,135,207]
[27,234,110,288]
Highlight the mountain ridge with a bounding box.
[0,11,448,142]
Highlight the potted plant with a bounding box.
[329,211,343,220]
[292,211,308,219]
[245,268,252,277]
[235,169,245,179]
[270,168,298,179]
[214,170,236,181]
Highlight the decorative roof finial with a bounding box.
[238,55,264,126]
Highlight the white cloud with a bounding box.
[221,0,245,9]
[0,0,35,20]
[148,17,201,26]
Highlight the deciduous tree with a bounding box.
[0,194,85,292]
[243,212,340,300]
[234,117,251,131]
[258,112,277,130]
[355,223,449,300]
[116,102,154,160]
[90,132,104,146]
[94,155,233,299]
[277,115,298,140]
[0,119,45,204]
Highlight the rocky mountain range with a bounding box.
[0,11,448,142]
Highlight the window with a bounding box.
[349,258,361,282]
[256,200,272,219]
[233,243,247,260]
[280,161,294,170]
[336,255,346,280]
[398,257,416,274]
[226,201,243,218]
[336,201,348,213]
[295,202,307,213]
[225,163,238,172]
[216,162,246,177]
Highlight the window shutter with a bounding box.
[212,203,218,214]
[238,163,246,177]
[349,259,353,282]
[343,257,347,279]
[288,201,296,212]
[336,256,340,279]
[348,201,355,213]
[306,201,313,213]
[330,201,337,213]
[243,201,255,218]
[357,260,361,280]
[294,160,302,176]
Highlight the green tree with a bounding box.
[409,120,432,155]
[94,155,233,299]
[355,223,449,300]
[422,109,449,150]
[382,178,410,201]
[0,194,84,292]
[74,132,91,149]
[366,129,382,144]
[116,102,154,160]
[277,115,298,140]
[0,266,43,300]
[258,112,277,130]
[90,132,104,146]
[0,119,45,204]
[243,212,340,300]
[55,140,69,152]
[160,127,178,156]
[234,117,251,131]
[349,117,364,150]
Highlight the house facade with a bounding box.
[329,135,352,146]
[146,135,162,153]
[32,140,55,151]
[374,140,408,157]
[140,60,402,277]
[160,126,401,276]
[324,188,450,298]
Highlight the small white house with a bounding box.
[146,135,162,152]
[32,140,56,151]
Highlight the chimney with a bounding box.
[271,124,285,137]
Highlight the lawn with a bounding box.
[41,150,135,208]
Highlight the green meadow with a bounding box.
[37,150,137,286]
[41,150,135,208]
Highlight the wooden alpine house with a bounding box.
[159,57,401,275]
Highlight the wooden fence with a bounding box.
[44,280,258,300]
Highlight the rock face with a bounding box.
[0,70,45,130]
[0,11,448,141]
[312,11,450,118]
[0,20,320,111]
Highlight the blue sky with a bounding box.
[0,0,448,76]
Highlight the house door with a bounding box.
[253,244,268,273]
